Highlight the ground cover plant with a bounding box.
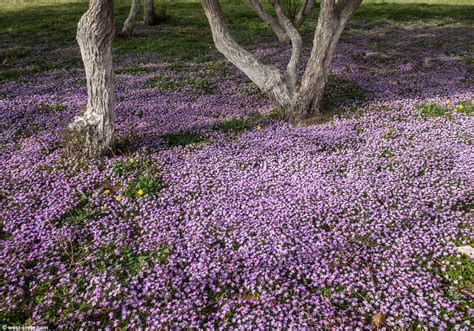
[0,0,473,328]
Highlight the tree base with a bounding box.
[299,114,324,126]
[66,115,114,157]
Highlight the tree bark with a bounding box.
[294,0,316,29]
[144,0,157,26]
[202,0,293,112]
[202,0,361,126]
[69,0,115,157]
[249,0,290,44]
[122,0,140,37]
[292,0,361,124]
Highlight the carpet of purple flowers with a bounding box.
[1,5,473,328]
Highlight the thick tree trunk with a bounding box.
[144,0,156,26]
[291,0,357,124]
[202,0,293,110]
[202,0,361,126]
[69,0,115,157]
[122,0,140,37]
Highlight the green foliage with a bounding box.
[37,101,66,113]
[1,1,472,78]
[160,131,209,147]
[93,244,172,282]
[381,148,395,158]
[186,76,216,96]
[156,0,172,23]
[455,100,474,115]
[57,191,98,227]
[213,112,269,133]
[213,118,253,133]
[117,65,154,75]
[157,244,173,265]
[143,75,179,90]
[440,254,473,310]
[281,0,301,20]
[94,245,155,281]
[325,75,366,107]
[112,136,137,156]
[111,158,136,177]
[384,127,395,140]
[417,102,448,117]
[125,174,164,198]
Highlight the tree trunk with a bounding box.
[122,0,140,37]
[202,0,361,126]
[291,1,354,124]
[144,0,156,26]
[69,0,115,157]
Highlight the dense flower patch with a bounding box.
[0,21,473,328]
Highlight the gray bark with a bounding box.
[294,0,316,29]
[122,0,140,37]
[248,0,315,43]
[293,0,361,122]
[202,0,361,125]
[144,0,156,26]
[69,0,115,156]
[249,0,290,44]
[202,0,293,113]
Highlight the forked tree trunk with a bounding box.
[289,4,346,123]
[249,0,290,44]
[144,0,157,26]
[122,0,140,37]
[202,0,361,125]
[69,0,115,157]
[248,0,315,44]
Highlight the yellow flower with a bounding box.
[104,189,111,194]
[256,125,262,131]
[137,189,144,196]
[129,157,135,163]
[457,104,464,110]
[116,195,123,202]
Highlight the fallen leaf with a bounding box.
[372,311,387,328]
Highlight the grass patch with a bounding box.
[111,135,138,156]
[111,158,137,177]
[213,118,253,133]
[185,75,216,96]
[56,191,98,227]
[143,75,179,90]
[37,101,67,113]
[93,245,164,283]
[2,1,471,75]
[125,174,164,198]
[417,102,448,117]
[324,75,366,109]
[116,65,155,75]
[440,254,473,302]
[454,100,474,115]
[213,112,273,133]
[160,131,209,147]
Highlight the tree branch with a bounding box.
[271,0,303,92]
[336,0,363,22]
[294,0,316,29]
[248,0,290,44]
[201,0,292,107]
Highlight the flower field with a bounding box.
[0,1,473,328]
